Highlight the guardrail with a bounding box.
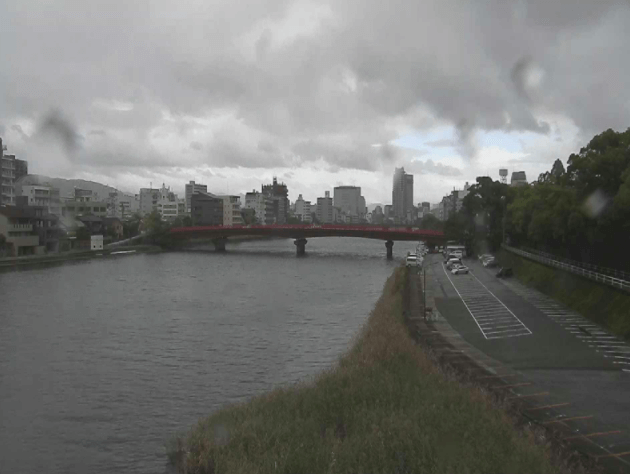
[522,247,630,281]
[502,244,630,293]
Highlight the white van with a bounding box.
[406,255,418,267]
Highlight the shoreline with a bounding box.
[168,267,580,474]
[0,245,163,270]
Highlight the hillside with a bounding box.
[18,175,134,200]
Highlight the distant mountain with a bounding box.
[18,175,134,200]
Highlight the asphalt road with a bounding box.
[425,253,630,455]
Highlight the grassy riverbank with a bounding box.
[168,267,571,474]
[499,249,630,339]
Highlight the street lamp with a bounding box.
[501,195,506,245]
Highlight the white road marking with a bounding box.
[442,264,531,340]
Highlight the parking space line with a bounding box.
[564,430,622,441]
[543,415,593,424]
[526,402,570,411]
[442,264,532,340]
[441,265,490,338]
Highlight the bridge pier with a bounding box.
[385,240,394,259]
[212,238,227,252]
[294,238,307,256]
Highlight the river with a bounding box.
[0,237,418,473]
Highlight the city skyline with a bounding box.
[2,2,629,205]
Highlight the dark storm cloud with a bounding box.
[11,124,29,141]
[1,0,628,175]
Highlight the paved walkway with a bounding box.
[410,254,630,473]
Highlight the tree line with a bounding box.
[439,127,630,270]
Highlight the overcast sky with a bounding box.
[1,0,629,204]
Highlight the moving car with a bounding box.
[406,255,418,267]
[483,257,497,268]
[451,265,469,274]
[478,254,492,261]
[446,258,461,269]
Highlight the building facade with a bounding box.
[1,138,28,206]
[245,190,274,224]
[511,171,528,186]
[294,194,312,223]
[392,167,414,223]
[317,191,334,224]
[191,192,224,226]
[0,205,57,256]
[261,178,289,224]
[333,186,366,218]
[16,183,61,216]
[218,195,243,226]
[138,187,160,216]
[185,181,207,213]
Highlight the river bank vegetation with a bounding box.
[168,268,575,474]
[437,128,630,271]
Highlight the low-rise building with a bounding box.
[185,181,207,213]
[511,171,528,186]
[62,200,108,218]
[191,192,224,226]
[245,190,274,224]
[16,182,62,216]
[0,206,48,256]
[103,217,124,240]
[218,195,243,226]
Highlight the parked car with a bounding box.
[451,266,469,274]
[496,267,513,278]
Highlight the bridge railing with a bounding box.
[502,244,630,293]
[170,224,445,236]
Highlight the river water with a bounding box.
[0,237,418,473]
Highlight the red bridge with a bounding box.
[170,224,446,257]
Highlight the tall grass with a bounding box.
[169,267,570,474]
[500,249,630,339]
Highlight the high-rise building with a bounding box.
[317,191,334,224]
[392,167,414,223]
[333,186,366,218]
[261,177,289,224]
[185,181,207,213]
[1,138,28,206]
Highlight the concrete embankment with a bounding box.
[498,249,630,339]
[168,267,574,474]
[0,245,162,270]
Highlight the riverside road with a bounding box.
[425,253,630,464]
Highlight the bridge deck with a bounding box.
[170,224,445,242]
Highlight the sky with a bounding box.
[1,0,629,204]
